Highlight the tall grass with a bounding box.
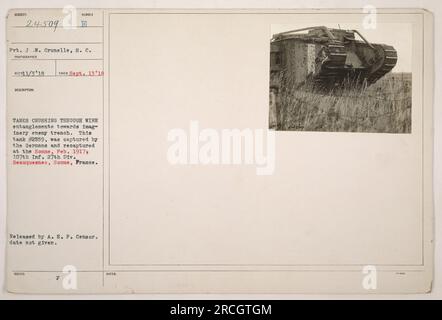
[270,73,412,133]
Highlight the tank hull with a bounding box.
[270,27,398,91]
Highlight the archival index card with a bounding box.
[6,8,434,293]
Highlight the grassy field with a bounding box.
[269,73,412,133]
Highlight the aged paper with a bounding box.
[6,8,433,293]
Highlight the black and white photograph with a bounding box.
[269,24,412,133]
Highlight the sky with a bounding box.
[271,23,412,73]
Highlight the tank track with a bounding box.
[313,41,348,86]
[367,44,398,84]
[313,42,397,87]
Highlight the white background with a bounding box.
[0,0,440,299]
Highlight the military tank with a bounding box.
[270,26,397,90]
